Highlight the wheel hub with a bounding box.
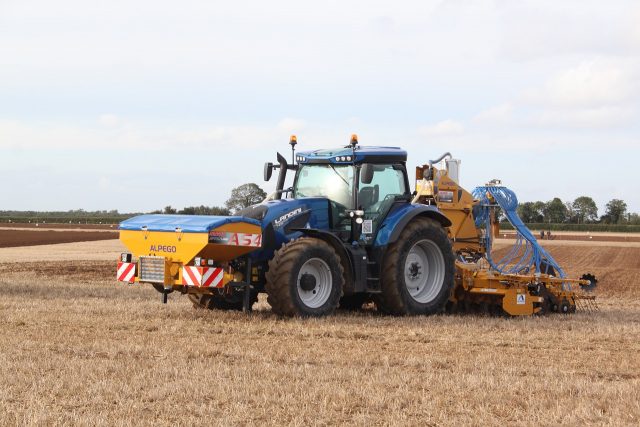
[299,273,317,291]
[403,239,445,304]
[296,258,333,308]
[408,262,422,279]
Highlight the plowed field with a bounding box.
[0,229,117,248]
[0,240,638,425]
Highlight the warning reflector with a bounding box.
[182,266,224,288]
[117,262,136,283]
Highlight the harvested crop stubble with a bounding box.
[0,239,125,263]
[0,242,639,425]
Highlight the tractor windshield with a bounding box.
[294,164,355,208]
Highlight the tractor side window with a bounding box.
[358,164,407,236]
[358,164,406,213]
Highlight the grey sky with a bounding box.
[1,0,639,213]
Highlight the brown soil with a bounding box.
[0,222,117,230]
[546,245,640,297]
[500,231,640,243]
[0,229,117,248]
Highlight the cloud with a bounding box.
[0,119,281,151]
[632,7,640,47]
[498,2,637,60]
[521,59,638,109]
[419,119,465,137]
[98,176,110,190]
[98,114,120,127]
[277,118,307,133]
[527,106,635,128]
[473,103,513,124]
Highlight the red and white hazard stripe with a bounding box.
[201,267,224,287]
[117,262,136,283]
[182,266,224,288]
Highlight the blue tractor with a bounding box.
[118,136,455,316]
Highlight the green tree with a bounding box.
[163,206,177,214]
[179,206,197,215]
[225,183,267,213]
[628,212,640,225]
[543,198,568,223]
[532,201,545,222]
[179,205,230,216]
[572,196,598,223]
[208,206,232,216]
[565,201,576,223]
[602,199,627,224]
[517,202,541,223]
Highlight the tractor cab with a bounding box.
[265,135,411,244]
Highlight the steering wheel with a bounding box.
[331,201,352,228]
[367,193,396,214]
[295,186,324,198]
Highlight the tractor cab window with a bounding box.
[294,164,355,207]
[358,164,407,236]
[294,164,355,231]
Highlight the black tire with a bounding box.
[338,293,369,311]
[377,217,455,315]
[536,285,553,315]
[266,237,344,317]
[188,290,257,311]
[540,260,556,276]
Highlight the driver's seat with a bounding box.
[359,185,379,211]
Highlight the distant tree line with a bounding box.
[2,186,637,228]
[0,209,137,224]
[516,196,638,225]
[0,183,268,224]
[152,183,267,216]
[0,209,127,218]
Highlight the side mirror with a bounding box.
[264,162,273,181]
[361,163,374,184]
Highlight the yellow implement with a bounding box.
[118,215,262,290]
[414,158,598,316]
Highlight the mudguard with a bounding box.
[374,203,451,247]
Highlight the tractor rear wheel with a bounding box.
[266,237,344,317]
[377,217,455,315]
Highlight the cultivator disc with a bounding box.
[579,273,598,292]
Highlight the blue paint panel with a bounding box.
[119,214,260,233]
[373,203,416,246]
[297,146,407,164]
[246,197,331,263]
[373,204,450,247]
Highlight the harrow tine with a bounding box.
[574,295,599,313]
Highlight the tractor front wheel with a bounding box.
[266,237,344,317]
[378,217,455,315]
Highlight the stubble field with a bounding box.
[0,236,639,425]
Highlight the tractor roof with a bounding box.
[296,146,407,165]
